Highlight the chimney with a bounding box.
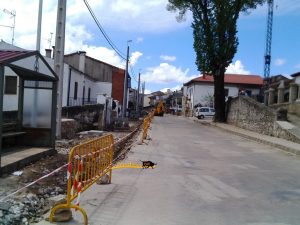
[52,46,55,59]
[78,51,86,73]
[45,49,52,58]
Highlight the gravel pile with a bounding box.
[0,187,64,225]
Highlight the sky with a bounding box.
[0,0,299,94]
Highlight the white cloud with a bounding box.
[160,55,176,62]
[99,0,190,32]
[130,51,143,66]
[136,37,144,43]
[240,0,300,18]
[84,45,125,68]
[144,89,152,94]
[274,58,286,66]
[226,60,250,74]
[141,63,196,84]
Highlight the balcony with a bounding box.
[67,97,97,107]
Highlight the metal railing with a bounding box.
[67,97,97,107]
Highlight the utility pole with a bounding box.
[122,40,131,118]
[36,0,43,52]
[54,0,67,138]
[142,81,145,109]
[136,71,141,115]
[32,0,43,128]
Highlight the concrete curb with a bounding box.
[193,118,300,155]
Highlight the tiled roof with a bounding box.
[188,74,263,85]
[291,72,300,78]
[0,50,31,64]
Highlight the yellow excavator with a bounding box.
[154,100,165,116]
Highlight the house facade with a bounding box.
[1,40,127,112]
[183,74,264,109]
[264,72,300,116]
[64,51,127,107]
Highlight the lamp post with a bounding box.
[122,40,132,118]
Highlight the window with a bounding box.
[246,90,252,96]
[224,88,229,96]
[5,76,17,94]
[74,82,78,99]
[200,108,209,112]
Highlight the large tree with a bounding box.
[167,0,265,122]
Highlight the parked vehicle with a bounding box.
[195,107,215,119]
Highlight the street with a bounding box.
[42,115,300,225]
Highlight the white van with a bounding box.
[195,107,215,119]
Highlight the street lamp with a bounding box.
[122,40,132,118]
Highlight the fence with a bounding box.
[49,134,114,225]
[68,97,97,107]
[49,111,155,224]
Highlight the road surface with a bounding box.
[39,115,300,225]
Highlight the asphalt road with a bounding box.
[39,115,300,225]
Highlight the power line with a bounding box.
[83,0,126,60]
[129,64,138,83]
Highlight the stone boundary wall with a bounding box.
[62,104,104,132]
[227,96,276,135]
[227,96,300,143]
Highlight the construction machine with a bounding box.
[154,100,165,116]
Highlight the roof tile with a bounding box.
[190,74,263,85]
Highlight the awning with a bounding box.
[0,50,58,81]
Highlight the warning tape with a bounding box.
[0,123,143,203]
[0,163,68,202]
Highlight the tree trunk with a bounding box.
[213,71,226,122]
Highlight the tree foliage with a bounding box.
[167,0,266,122]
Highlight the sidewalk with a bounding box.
[191,117,300,155]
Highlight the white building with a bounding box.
[1,41,125,111]
[183,74,264,108]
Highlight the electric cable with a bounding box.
[83,0,127,60]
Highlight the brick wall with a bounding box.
[112,68,125,104]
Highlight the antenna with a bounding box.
[47,32,53,49]
[2,9,16,45]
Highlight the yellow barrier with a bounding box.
[141,111,154,143]
[49,134,114,225]
[112,162,143,169]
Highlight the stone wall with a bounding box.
[227,96,276,135]
[62,104,104,132]
[270,102,300,117]
[227,96,300,143]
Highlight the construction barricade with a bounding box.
[49,134,114,225]
[141,111,154,142]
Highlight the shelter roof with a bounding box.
[0,50,58,81]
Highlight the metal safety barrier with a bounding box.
[141,111,154,142]
[49,134,114,225]
[112,162,143,169]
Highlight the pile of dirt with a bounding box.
[0,121,143,225]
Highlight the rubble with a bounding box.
[0,120,142,224]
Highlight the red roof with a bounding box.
[189,74,263,85]
[0,50,32,64]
